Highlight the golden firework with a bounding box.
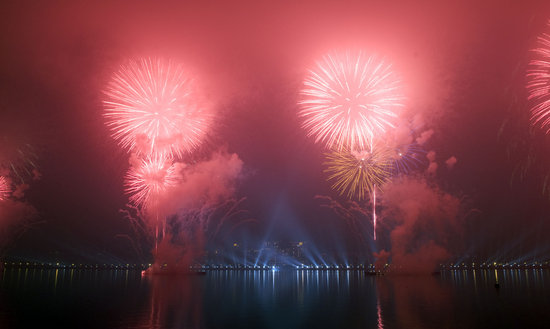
[324,145,393,200]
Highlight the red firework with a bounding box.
[103,58,211,158]
[527,22,550,133]
[0,176,10,201]
[299,51,404,150]
[125,157,180,208]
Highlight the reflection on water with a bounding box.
[203,270,379,328]
[1,268,549,328]
[134,276,203,329]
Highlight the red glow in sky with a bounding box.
[103,58,211,158]
[299,51,404,150]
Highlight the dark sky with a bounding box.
[1,0,550,263]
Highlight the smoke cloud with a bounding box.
[156,150,244,218]
[134,150,245,271]
[425,150,438,175]
[378,176,462,273]
[426,162,438,176]
[445,156,457,169]
[415,129,434,145]
[386,123,415,147]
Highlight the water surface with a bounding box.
[1,268,548,328]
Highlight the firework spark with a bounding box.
[0,176,10,201]
[103,58,211,158]
[299,51,404,150]
[125,156,180,208]
[323,145,393,200]
[527,22,550,132]
[391,142,426,175]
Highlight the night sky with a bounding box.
[1,0,550,264]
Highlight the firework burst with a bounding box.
[103,58,211,158]
[0,176,10,201]
[125,156,180,208]
[324,145,393,200]
[299,51,404,150]
[527,22,550,132]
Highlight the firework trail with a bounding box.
[0,176,10,201]
[527,21,550,133]
[299,51,404,150]
[324,144,393,240]
[125,155,181,252]
[373,185,377,240]
[321,142,426,240]
[172,197,251,245]
[174,197,252,268]
[315,195,373,248]
[118,203,150,261]
[0,135,39,185]
[103,58,211,158]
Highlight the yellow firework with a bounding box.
[324,145,393,200]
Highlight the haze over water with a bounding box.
[1,269,549,329]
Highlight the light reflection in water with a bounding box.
[142,275,203,329]
[376,293,383,329]
[0,269,549,328]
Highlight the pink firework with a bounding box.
[299,51,404,150]
[103,58,211,158]
[0,176,10,201]
[125,157,180,208]
[527,22,550,133]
